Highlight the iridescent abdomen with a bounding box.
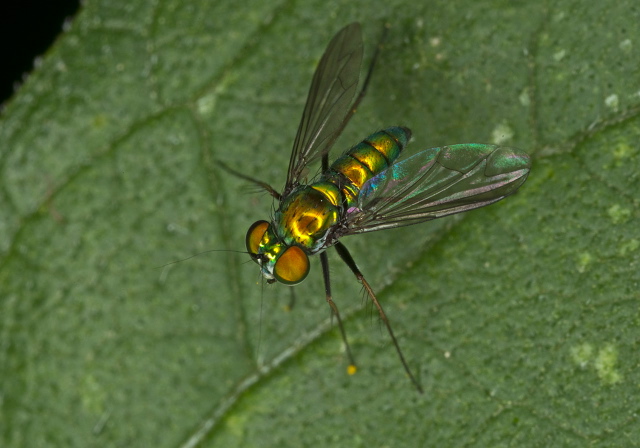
[324,127,410,206]
[276,127,410,253]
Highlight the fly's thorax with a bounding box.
[324,126,410,206]
[275,186,340,252]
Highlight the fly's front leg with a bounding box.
[334,241,423,393]
[218,159,282,200]
[320,251,357,374]
[285,287,296,311]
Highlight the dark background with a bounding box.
[0,0,81,106]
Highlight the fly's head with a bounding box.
[245,220,310,285]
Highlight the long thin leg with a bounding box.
[334,241,423,393]
[320,251,357,373]
[217,159,282,200]
[286,286,296,311]
[322,145,329,171]
[317,30,385,377]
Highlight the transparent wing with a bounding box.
[285,23,363,193]
[343,144,531,233]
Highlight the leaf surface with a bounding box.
[1,1,639,447]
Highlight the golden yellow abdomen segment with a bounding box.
[327,127,410,204]
[331,157,373,189]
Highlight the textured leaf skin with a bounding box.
[1,1,639,447]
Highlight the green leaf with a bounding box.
[2,1,639,447]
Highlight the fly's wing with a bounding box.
[344,144,531,233]
[285,23,363,193]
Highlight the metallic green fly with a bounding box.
[224,23,531,392]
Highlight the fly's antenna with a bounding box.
[154,249,247,269]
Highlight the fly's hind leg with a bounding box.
[285,287,296,312]
[334,241,423,393]
[320,251,357,375]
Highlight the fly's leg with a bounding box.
[285,287,296,311]
[217,159,282,200]
[334,241,423,393]
[320,251,357,374]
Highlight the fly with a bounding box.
[224,23,531,392]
